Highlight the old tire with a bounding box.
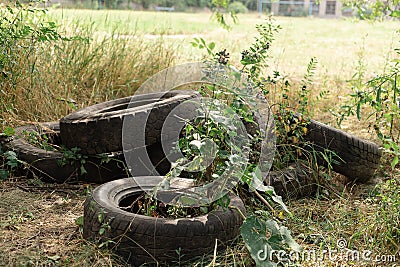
[83,176,246,266]
[304,119,382,183]
[5,122,128,183]
[264,162,317,200]
[60,91,200,154]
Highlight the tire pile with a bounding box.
[3,90,382,266]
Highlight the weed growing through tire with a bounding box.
[161,17,334,266]
[156,15,362,266]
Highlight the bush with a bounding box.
[290,7,308,17]
[245,0,258,10]
[228,1,248,13]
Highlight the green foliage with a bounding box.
[210,0,238,30]
[335,47,400,169]
[241,215,301,266]
[228,1,248,14]
[0,1,78,90]
[178,17,337,265]
[75,215,84,234]
[190,37,216,56]
[0,207,35,230]
[59,147,88,175]
[23,130,56,151]
[0,150,19,180]
[241,17,281,83]
[374,178,400,251]
[0,127,19,180]
[342,0,399,20]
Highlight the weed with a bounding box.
[0,140,19,180]
[335,45,400,169]
[23,130,56,152]
[58,147,88,175]
[0,208,35,230]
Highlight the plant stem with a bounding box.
[254,190,275,213]
[229,205,246,220]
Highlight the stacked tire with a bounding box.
[6,91,200,183]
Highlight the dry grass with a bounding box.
[0,178,127,266]
[0,18,175,130]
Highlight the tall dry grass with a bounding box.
[0,10,175,129]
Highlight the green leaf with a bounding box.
[189,140,203,150]
[249,167,274,194]
[391,156,399,170]
[178,195,198,206]
[209,42,215,51]
[4,151,18,169]
[241,215,302,267]
[200,206,208,214]
[75,215,84,227]
[241,215,277,267]
[0,169,9,180]
[390,10,400,17]
[271,194,291,215]
[3,126,15,137]
[80,165,87,175]
[99,227,105,235]
[98,212,103,223]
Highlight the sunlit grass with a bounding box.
[49,10,399,81]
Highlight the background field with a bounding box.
[50,10,399,80]
[0,8,399,266]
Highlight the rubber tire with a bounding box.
[5,122,129,183]
[83,176,246,266]
[60,91,200,154]
[264,162,317,200]
[304,119,382,183]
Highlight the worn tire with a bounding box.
[5,122,129,183]
[264,162,317,200]
[83,176,246,266]
[304,119,382,183]
[60,91,200,154]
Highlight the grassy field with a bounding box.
[0,8,399,267]
[50,10,399,81]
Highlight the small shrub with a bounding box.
[335,46,400,169]
[228,1,248,14]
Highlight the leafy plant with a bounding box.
[210,0,238,30]
[241,214,301,266]
[159,17,325,266]
[0,1,80,91]
[23,130,57,151]
[58,147,89,175]
[0,127,19,180]
[335,46,400,169]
